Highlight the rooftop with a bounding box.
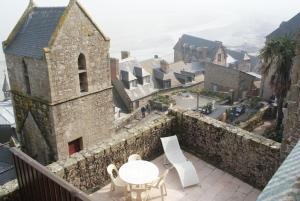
[90,152,260,201]
[4,7,65,58]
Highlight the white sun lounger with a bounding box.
[160,135,199,188]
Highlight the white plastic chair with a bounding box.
[160,135,199,188]
[128,154,142,162]
[107,164,128,196]
[146,169,169,201]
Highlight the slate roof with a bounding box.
[257,140,300,201]
[4,7,65,58]
[267,12,300,41]
[174,34,222,60]
[118,57,157,101]
[124,83,157,101]
[226,49,260,72]
[0,144,15,185]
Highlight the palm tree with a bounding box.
[260,37,296,132]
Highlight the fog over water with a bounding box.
[0,0,300,99]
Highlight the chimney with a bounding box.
[110,58,119,81]
[160,60,169,73]
[121,51,130,60]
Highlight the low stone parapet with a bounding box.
[170,107,281,189]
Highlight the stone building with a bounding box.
[174,34,260,73]
[281,30,300,160]
[226,49,260,73]
[174,34,227,65]
[2,0,114,164]
[111,52,157,112]
[204,63,259,101]
[141,56,205,89]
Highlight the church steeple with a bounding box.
[2,72,10,101]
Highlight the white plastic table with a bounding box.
[119,160,159,185]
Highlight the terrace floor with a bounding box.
[90,152,260,201]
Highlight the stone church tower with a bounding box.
[2,0,114,164]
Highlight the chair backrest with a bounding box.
[161,136,181,153]
[128,154,142,162]
[107,164,119,181]
[160,135,186,163]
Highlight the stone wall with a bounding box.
[0,180,19,201]
[204,63,255,101]
[170,108,281,189]
[239,106,269,131]
[51,88,114,160]
[12,93,57,164]
[46,2,111,103]
[5,54,51,100]
[47,115,174,193]
[1,108,284,200]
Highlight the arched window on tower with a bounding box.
[22,59,31,95]
[78,53,88,93]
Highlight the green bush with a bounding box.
[153,95,174,105]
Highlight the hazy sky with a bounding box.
[0,0,300,61]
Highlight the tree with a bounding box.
[260,37,296,132]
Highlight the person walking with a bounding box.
[141,106,146,118]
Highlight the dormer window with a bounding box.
[143,76,150,85]
[130,80,137,88]
[78,53,88,93]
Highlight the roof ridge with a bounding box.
[33,6,66,9]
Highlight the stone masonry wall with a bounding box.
[1,110,282,199]
[170,108,281,189]
[46,2,111,103]
[5,54,51,101]
[48,115,174,193]
[51,88,114,160]
[12,93,57,164]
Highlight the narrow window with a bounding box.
[78,53,88,92]
[22,59,31,95]
[68,137,83,155]
[217,54,222,62]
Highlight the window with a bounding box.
[130,80,137,88]
[144,76,150,84]
[78,53,88,92]
[22,59,31,95]
[217,54,222,62]
[213,84,218,92]
[68,137,83,155]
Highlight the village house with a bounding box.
[204,62,260,101]
[141,56,205,89]
[174,34,227,65]
[174,34,260,73]
[2,0,114,164]
[111,52,157,112]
